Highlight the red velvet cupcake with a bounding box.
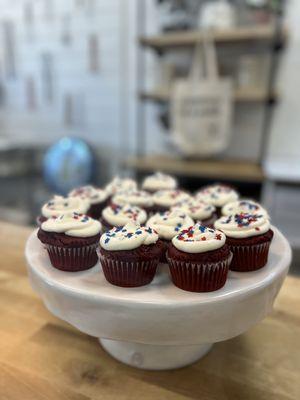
[111,189,155,215]
[69,185,109,220]
[146,209,194,263]
[142,172,177,193]
[167,223,231,292]
[196,184,239,217]
[37,213,102,272]
[152,189,191,213]
[101,203,147,231]
[105,176,137,202]
[172,197,217,227]
[37,195,89,226]
[99,222,164,287]
[221,199,269,218]
[214,213,273,272]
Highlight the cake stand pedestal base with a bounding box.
[99,339,213,370]
[25,227,291,371]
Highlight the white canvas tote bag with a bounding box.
[170,33,233,156]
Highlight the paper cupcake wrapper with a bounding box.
[45,243,99,272]
[166,254,232,292]
[99,255,159,287]
[228,241,271,272]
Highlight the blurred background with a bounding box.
[0,0,298,264]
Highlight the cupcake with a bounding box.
[99,222,164,287]
[214,213,273,272]
[105,176,137,197]
[196,184,239,217]
[37,213,102,272]
[111,189,154,214]
[222,199,269,218]
[38,195,89,225]
[172,198,217,227]
[69,185,108,219]
[167,223,231,292]
[142,172,177,193]
[147,209,194,262]
[101,203,147,231]
[152,189,191,213]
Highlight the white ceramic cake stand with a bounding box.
[25,227,291,370]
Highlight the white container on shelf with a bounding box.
[198,0,236,30]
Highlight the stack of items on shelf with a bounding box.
[37,172,273,293]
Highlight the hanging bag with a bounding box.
[170,32,233,156]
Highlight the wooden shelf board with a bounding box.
[139,25,287,49]
[139,88,278,103]
[124,155,265,183]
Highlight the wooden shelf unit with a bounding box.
[133,5,286,186]
[139,25,287,50]
[139,87,278,103]
[124,155,265,183]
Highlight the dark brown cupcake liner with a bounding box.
[45,243,99,272]
[228,241,271,272]
[99,255,159,287]
[166,253,232,292]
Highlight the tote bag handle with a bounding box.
[189,31,218,83]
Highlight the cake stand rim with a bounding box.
[25,226,291,308]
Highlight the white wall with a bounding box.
[0,0,124,157]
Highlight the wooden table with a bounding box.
[0,222,299,400]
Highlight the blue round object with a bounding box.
[43,137,94,194]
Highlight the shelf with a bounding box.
[139,87,278,103]
[139,25,287,50]
[124,155,265,183]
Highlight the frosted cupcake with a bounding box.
[214,213,273,272]
[196,184,239,216]
[167,223,231,292]
[152,189,191,213]
[172,198,216,227]
[222,199,269,218]
[38,195,89,225]
[37,213,102,272]
[101,203,147,231]
[147,209,194,262]
[69,185,108,219]
[142,172,177,193]
[99,222,164,287]
[111,189,154,214]
[105,176,137,197]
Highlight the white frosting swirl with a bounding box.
[100,222,158,251]
[172,198,215,220]
[152,190,191,208]
[112,189,154,208]
[142,172,177,191]
[222,200,269,218]
[214,213,270,238]
[196,184,239,207]
[172,223,226,253]
[69,185,108,205]
[41,213,101,237]
[105,176,137,195]
[102,204,147,226]
[41,195,89,219]
[147,209,194,240]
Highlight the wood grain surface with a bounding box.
[0,221,299,400]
